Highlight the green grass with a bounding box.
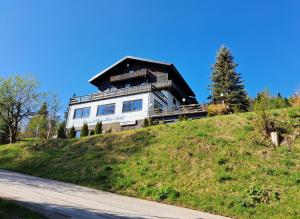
[0,198,45,219]
[0,107,300,218]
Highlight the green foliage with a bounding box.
[95,122,102,134]
[90,130,95,136]
[68,126,76,139]
[0,119,9,144]
[209,46,249,112]
[57,123,66,139]
[0,75,43,143]
[25,103,49,138]
[143,118,153,127]
[178,114,187,121]
[156,187,180,201]
[80,123,89,137]
[253,91,290,111]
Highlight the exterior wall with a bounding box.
[66,93,151,130]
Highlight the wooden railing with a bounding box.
[70,84,168,104]
[149,104,207,117]
[110,69,155,82]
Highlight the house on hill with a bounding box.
[66,56,205,135]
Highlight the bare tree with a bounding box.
[0,75,42,143]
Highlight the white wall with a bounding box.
[66,93,150,129]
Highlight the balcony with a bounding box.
[110,69,155,83]
[70,83,168,104]
[149,104,207,118]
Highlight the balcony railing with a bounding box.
[110,69,155,82]
[149,104,207,117]
[70,83,168,104]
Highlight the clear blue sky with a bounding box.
[0,0,299,106]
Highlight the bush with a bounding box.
[95,122,102,134]
[68,126,76,139]
[90,130,95,135]
[178,115,187,121]
[156,187,180,201]
[80,123,89,137]
[247,185,279,205]
[57,123,66,139]
[143,118,153,127]
[290,95,300,106]
[207,104,229,116]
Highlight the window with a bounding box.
[154,100,163,109]
[97,103,115,116]
[73,107,91,119]
[122,99,143,112]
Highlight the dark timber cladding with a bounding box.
[89,56,197,104]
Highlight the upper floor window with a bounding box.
[97,103,115,116]
[122,99,143,112]
[154,99,163,109]
[73,107,91,119]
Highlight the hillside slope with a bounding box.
[0,107,300,218]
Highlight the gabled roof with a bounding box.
[88,56,196,97]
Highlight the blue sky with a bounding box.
[0,0,299,106]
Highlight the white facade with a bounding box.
[66,91,173,130]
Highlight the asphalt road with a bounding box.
[0,169,230,219]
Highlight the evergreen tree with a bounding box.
[95,121,102,134]
[68,126,76,139]
[80,123,89,137]
[209,46,249,112]
[57,123,66,139]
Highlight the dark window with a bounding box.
[97,103,115,116]
[73,107,91,119]
[154,100,163,109]
[122,99,143,112]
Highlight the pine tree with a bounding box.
[209,46,249,112]
[95,122,102,134]
[57,123,66,139]
[80,123,89,137]
[68,126,76,139]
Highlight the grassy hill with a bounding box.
[0,107,300,218]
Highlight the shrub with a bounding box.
[143,118,153,127]
[156,187,180,201]
[68,126,76,139]
[207,104,229,116]
[57,123,66,139]
[80,123,89,137]
[95,122,102,134]
[247,185,279,205]
[89,130,95,135]
[178,114,188,121]
[290,95,300,106]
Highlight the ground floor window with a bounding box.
[97,103,115,116]
[122,99,143,112]
[73,107,91,119]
